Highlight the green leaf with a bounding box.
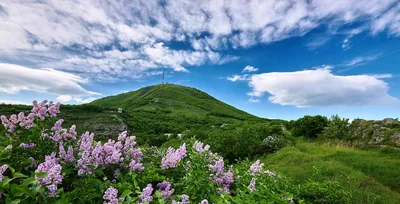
[120,189,132,198]
[154,190,162,199]
[35,172,48,178]
[12,172,28,179]
[158,199,166,204]
[6,164,15,174]
[1,177,14,188]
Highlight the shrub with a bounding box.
[0,100,300,203]
[292,115,328,139]
[319,115,350,140]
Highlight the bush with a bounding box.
[319,115,350,140]
[292,115,328,139]
[0,100,300,203]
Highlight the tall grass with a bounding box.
[258,141,400,204]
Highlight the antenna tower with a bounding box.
[162,71,165,84]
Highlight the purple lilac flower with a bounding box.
[5,145,12,151]
[249,160,264,176]
[19,143,36,149]
[265,170,276,177]
[172,194,190,204]
[157,181,174,200]
[1,115,16,133]
[248,178,256,192]
[35,152,63,197]
[199,199,208,204]
[213,170,234,193]
[59,144,75,162]
[103,186,118,204]
[138,184,153,204]
[161,143,187,169]
[193,141,210,153]
[0,165,8,181]
[209,158,225,175]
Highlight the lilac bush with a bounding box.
[0,100,299,203]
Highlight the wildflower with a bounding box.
[19,143,36,149]
[209,157,225,175]
[193,141,210,153]
[287,198,294,203]
[138,184,153,203]
[248,178,256,192]
[0,165,8,181]
[172,194,190,204]
[157,181,174,200]
[200,200,208,204]
[5,145,12,151]
[35,153,63,196]
[103,186,118,204]
[161,143,187,169]
[249,160,264,176]
[59,144,75,162]
[265,169,276,177]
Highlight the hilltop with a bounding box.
[90,84,264,143]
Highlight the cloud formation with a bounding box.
[248,69,399,107]
[242,65,259,73]
[0,0,399,80]
[0,63,99,96]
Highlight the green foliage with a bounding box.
[319,115,350,140]
[205,122,287,162]
[292,115,328,139]
[259,141,400,204]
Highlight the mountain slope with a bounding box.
[91,84,263,139]
[92,84,258,120]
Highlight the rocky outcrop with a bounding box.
[350,118,400,148]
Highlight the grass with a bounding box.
[258,140,400,204]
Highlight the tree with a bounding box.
[292,115,328,139]
[320,115,350,140]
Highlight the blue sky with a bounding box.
[0,0,400,120]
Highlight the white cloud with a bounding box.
[345,55,380,66]
[0,0,399,81]
[56,95,73,103]
[227,74,249,82]
[248,69,399,107]
[342,35,353,50]
[312,65,334,70]
[0,63,99,96]
[248,98,260,103]
[242,65,259,73]
[0,100,29,105]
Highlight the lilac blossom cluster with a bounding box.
[172,194,190,204]
[19,143,36,149]
[76,131,143,175]
[103,186,119,204]
[200,199,209,204]
[248,178,256,192]
[157,181,175,200]
[1,100,60,133]
[35,152,63,197]
[193,141,210,154]
[32,100,60,120]
[247,160,276,193]
[161,143,187,169]
[208,157,235,193]
[0,165,8,181]
[43,119,77,143]
[59,144,75,162]
[138,184,153,204]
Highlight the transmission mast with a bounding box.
[162,71,164,84]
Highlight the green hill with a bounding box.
[92,84,257,120]
[91,84,264,141]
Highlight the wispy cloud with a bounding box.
[242,65,259,73]
[226,74,249,82]
[344,55,381,67]
[0,0,399,81]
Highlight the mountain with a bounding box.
[91,84,264,140]
[92,84,257,120]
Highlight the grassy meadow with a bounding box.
[258,140,400,203]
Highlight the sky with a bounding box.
[0,0,400,120]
